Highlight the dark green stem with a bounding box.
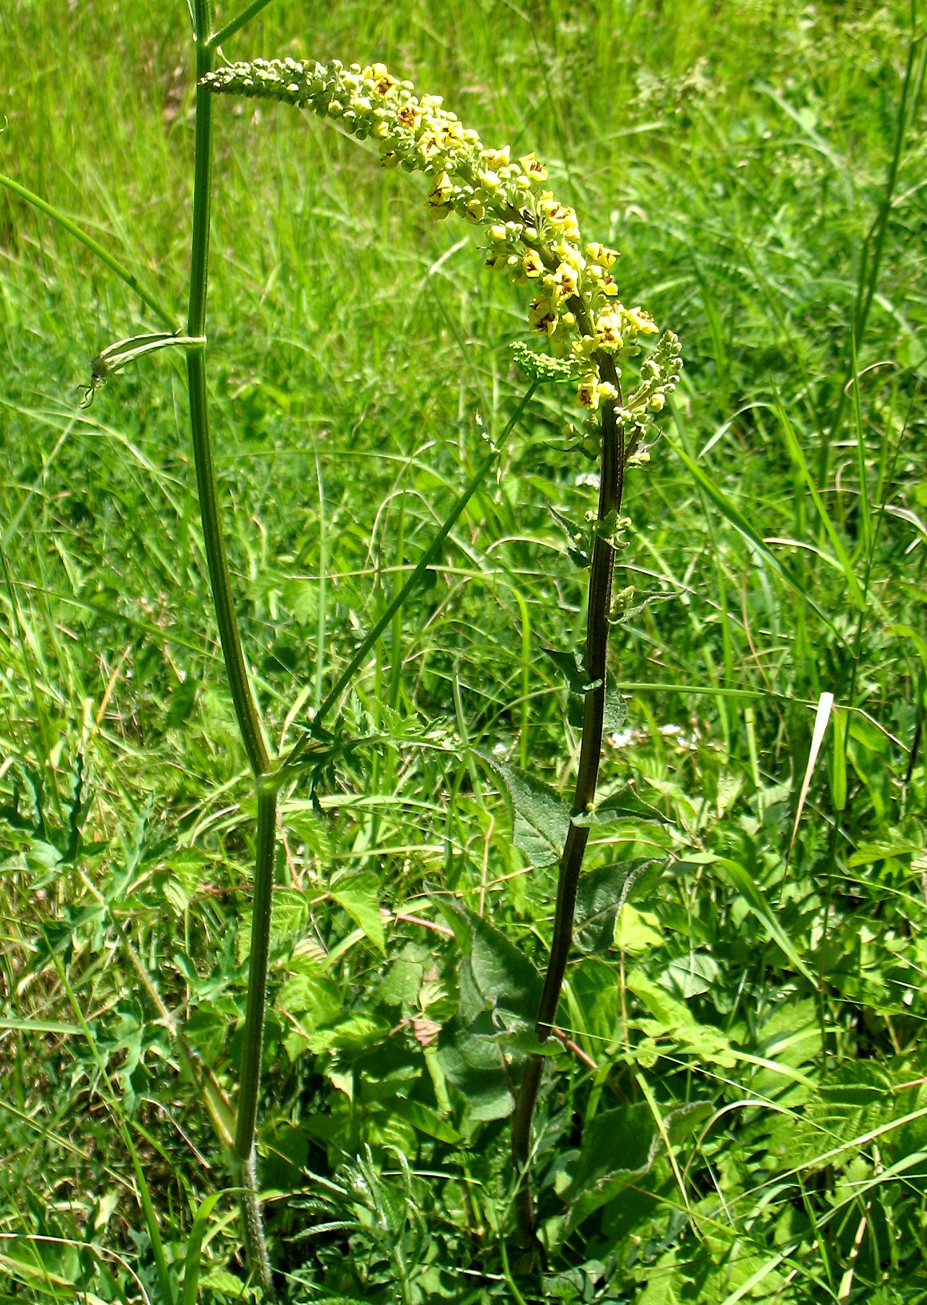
[511,356,624,1251]
[186,0,275,1292]
[234,790,278,1159]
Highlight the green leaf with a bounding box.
[571,786,667,828]
[565,1100,713,1230]
[478,752,571,867]
[392,1096,461,1144]
[307,1011,390,1054]
[627,972,696,1027]
[377,952,425,1007]
[603,680,629,733]
[270,887,309,944]
[442,900,542,1022]
[614,904,664,953]
[180,1191,222,1305]
[199,1268,261,1299]
[437,1014,514,1121]
[714,857,815,983]
[574,860,663,952]
[185,1007,231,1065]
[330,870,386,954]
[278,973,342,1028]
[548,504,592,569]
[829,706,848,812]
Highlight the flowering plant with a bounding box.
[204,54,682,1265]
[203,58,681,429]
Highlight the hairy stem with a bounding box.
[186,0,275,1292]
[511,355,624,1251]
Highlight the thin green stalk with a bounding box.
[186,348,270,777]
[510,361,624,1251]
[185,0,275,1292]
[209,0,278,50]
[0,172,177,331]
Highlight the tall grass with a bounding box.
[1,1,926,1301]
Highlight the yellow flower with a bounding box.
[482,146,511,170]
[586,241,618,269]
[397,103,422,130]
[549,262,578,302]
[428,172,454,206]
[519,152,548,181]
[417,132,442,159]
[578,373,599,409]
[554,241,585,272]
[523,249,545,278]
[201,56,680,413]
[622,305,658,334]
[359,65,398,96]
[594,310,624,352]
[577,375,617,409]
[529,295,558,333]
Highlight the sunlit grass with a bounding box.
[1,0,926,1300]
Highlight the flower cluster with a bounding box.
[202,58,679,416]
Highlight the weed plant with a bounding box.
[1,1,926,1303]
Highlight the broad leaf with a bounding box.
[479,752,572,867]
[575,860,664,952]
[565,1100,713,1230]
[330,870,386,954]
[437,1013,514,1121]
[440,899,542,1022]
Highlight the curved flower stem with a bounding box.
[511,354,624,1253]
[186,0,276,1294]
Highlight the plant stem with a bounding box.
[510,356,624,1251]
[209,0,278,50]
[234,790,278,1163]
[185,0,275,1292]
[0,172,178,331]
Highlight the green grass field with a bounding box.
[2,1,926,1300]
